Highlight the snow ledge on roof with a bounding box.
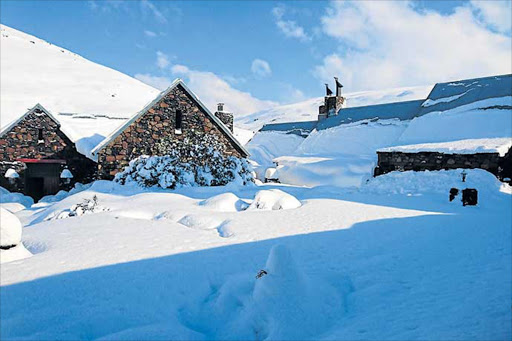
[378,138,512,157]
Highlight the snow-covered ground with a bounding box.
[1,170,510,340]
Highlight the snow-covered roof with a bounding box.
[317,99,424,131]
[91,78,250,159]
[0,103,61,137]
[419,74,512,115]
[260,120,318,136]
[379,138,512,157]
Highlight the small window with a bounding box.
[175,110,183,134]
[37,128,44,144]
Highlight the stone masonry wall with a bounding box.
[375,150,511,181]
[0,109,97,187]
[214,111,234,132]
[97,84,245,179]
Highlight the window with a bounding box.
[175,110,183,134]
[37,128,44,144]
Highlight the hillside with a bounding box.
[0,24,159,129]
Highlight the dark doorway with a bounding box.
[24,163,61,201]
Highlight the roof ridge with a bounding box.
[90,78,249,159]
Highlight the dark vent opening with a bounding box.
[176,110,183,130]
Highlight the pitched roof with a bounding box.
[91,78,249,159]
[418,74,512,115]
[316,99,424,131]
[0,103,61,137]
[260,120,318,137]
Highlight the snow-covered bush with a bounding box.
[115,134,253,189]
[248,189,302,211]
[0,207,32,263]
[49,195,109,220]
[199,193,249,212]
[0,207,22,248]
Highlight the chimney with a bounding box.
[325,83,333,97]
[334,77,343,97]
[214,102,234,132]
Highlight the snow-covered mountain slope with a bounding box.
[0,24,159,131]
[235,85,433,131]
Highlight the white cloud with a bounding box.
[272,6,311,41]
[140,0,167,24]
[144,30,157,37]
[136,65,277,116]
[470,0,511,34]
[170,64,277,115]
[315,1,512,91]
[251,59,272,78]
[134,73,173,90]
[156,51,170,69]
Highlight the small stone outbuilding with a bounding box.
[0,104,96,200]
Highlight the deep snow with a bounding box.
[0,170,510,340]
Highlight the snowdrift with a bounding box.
[180,244,349,340]
[0,207,32,263]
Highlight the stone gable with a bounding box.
[0,110,69,161]
[0,108,96,193]
[97,84,245,179]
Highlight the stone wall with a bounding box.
[214,111,234,132]
[97,83,245,179]
[375,150,511,181]
[0,109,97,189]
[319,95,345,120]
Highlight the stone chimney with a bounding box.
[318,77,346,121]
[214,102,234,132]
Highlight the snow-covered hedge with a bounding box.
[115,134,253,189]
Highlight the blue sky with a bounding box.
[1,0,511,112]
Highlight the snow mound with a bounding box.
[0,244,32,264]
[216,221,235,238]
[0,207,22,247]
[178,214,224,230]
[0,186,34,208]
[245,131,304,180]
[180,244,347,340]
[39,182,92,203]
[363,169,503,196]
[248,189,301,210]
[199,193,248,212]
[0,202,27,213]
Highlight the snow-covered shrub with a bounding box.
[50,195,109,220]
[248,189,302,211]
[0,207,32,263]
[115,134,253,189]
[199,193,249,212]
[0,207,22,248]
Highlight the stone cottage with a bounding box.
[91,79,248,179]
[0,79,249,200]
[0,104,96,201]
